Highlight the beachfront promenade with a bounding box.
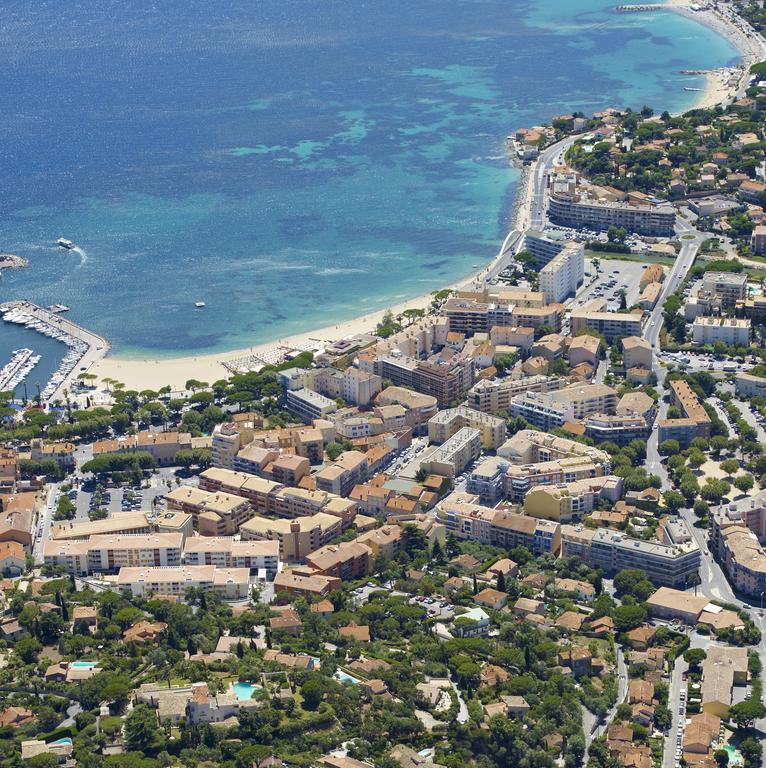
[0,300,110,403]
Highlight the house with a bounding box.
[554,577,596,602]
[263,650,316,670]
[485,558,519,579]
[270,607,303,634]
[452,606,490,637]
[559,646,592,677]
[72,605,98,632]
[0,707,36,728]
[513,597,544,617]
[338,623,371,642]
[310,599,335,618]
[474,587,508,611]
[0,541,25,577]
[628,679,654,705]
[349,657,391,676]
[123,621,167,644]
[0,618,25,641]
[44,663,69,682]
[555,611,586,632]
[480,664,509,688]
[21,739,74,761]
[450,553,481,572]
[503,695,530,718]
[631,702,655,728]
[626,624,657,650]
[587,616,614,637]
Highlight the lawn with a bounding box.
[585,249,676,266]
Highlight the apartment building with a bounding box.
[51,511,153,540]
[583,413,649,445]
[499,429,610,466]
[560,524,701,587]
[305,367,382,407]
[304,541,372,580]
[510,304,564,334]
[44,532,183,576]
[466,456,509,505]
[555,383,618,419]
[735,371,766,398]
[273,569,341,598]
[547,188,675,236]
[489,325,535,351]
[286,388,338,423]
[523,229,569,268]
[198,468,282,514]
[568,334,600,368]
[239,512,342,561]
[539,242,585,304]
[30,439,75,469]
[117,565,251,600]
[692,316,751,346]
[92,431,193,466]
[183,537,280,578]
[355,524,403,561]
[466,375,568,414]
[419,426,482,478]
[751,225,766,256]
[428,405,506,450]
[376,386,438,432]
[668,379,711,440]
[570,302,643,342]
[165,486,254,536]
[639,263,665,290]
[523,475,623,523]
[437,493,560,554]
[701,272,748,307]
[710,496,766,597]
[315,450,369,496]
[503,456,606,501]
[510,391,573,430]
[622,335,653,371]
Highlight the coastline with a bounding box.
[90,0,759,392]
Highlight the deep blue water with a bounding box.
[0,0,737,363]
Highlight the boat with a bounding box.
[195,301,206,308]
[57,238,75,249]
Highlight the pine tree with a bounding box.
[496,571,506,592]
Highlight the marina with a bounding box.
[0,348,41,392]
[0,300,110,404]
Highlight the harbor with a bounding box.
[0,348,41,392]
[0,300,110,404]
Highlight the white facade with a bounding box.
[691,316,751,346]
[539,242,585,304]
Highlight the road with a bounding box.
[644,223,706,485]
[525,134,581,231]
[583,647,627,762]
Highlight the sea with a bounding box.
[0,0,738,387]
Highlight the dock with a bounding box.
[0,300,110,404]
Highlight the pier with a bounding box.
[615,4,666,12]
[0,300,110,404]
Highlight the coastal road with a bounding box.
[526,134,581,231]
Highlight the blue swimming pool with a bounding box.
[71,661,98,669]
[724,746,743,767]
[232,681,260,700]
[51,738,73,746]
[334,670,360,685]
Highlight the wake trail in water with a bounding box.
[71,246,88,267]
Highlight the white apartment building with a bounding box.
[183,537,280,578]
[539,242,584,304]
[692,316,751,346]
[428,405,506,450]
[419,427,482,478]
[44,533,183,576]
[117,565,251,600]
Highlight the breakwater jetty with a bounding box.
[0,300,110,403]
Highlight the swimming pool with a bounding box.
[724,746,743,767]
[334,670,360,685]
[232,681,260,700]
[71,661,98,669]
[51,738,73,746]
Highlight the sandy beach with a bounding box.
[90,0,760,392]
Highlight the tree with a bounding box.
[664,490,685,513]
[496,571,506,592]
[734,474,755,494]
[713,748,729,767]
[683,648,706,671]
[659,439,680,456]
[739,736,761,766]
[720,459,740,477]
[301,675,331,710]
[729,698,766,729]
[614,604,647,632]
[125,704,164,753]
[325,442,344,462]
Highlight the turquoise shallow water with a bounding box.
[0,0,737,361]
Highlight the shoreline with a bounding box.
[88,1,760,391]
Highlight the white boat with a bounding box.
[195,301,206,308]
[57,238,75,249]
